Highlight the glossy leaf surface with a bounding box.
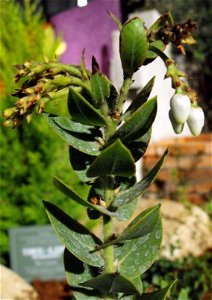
[120,17,148,76]
[44,114,101,155]
[109,97,157,143]
[114,215,162,279]
[43,201,104,267]
[81,273,141,295]
[87,139,135,178]
[118,205,160,241]
[68,88,107,126]
[125,129,151,162]
[113,149,168,207]
[69,146,95,182]
[124,77,155,119]
[90,72,110,105]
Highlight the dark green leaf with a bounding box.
[109,97,157,143]
[69,146,95,182]
[126,129,151,162]
[87,139,135,178]
[145,40,165,61]
[98,205,160,250]
[90,72,110,105]
[113,149,168,207]
[118,205,160,241]
[64,248,100,300]
[68,88,107,126]
[137,280,176,300]
[106,84,118,114]
[81,273,141,295]
[120,17,148,77]
[54,177,118,217]
[43,201,104,267]
[124,77,155,119]
[44,114,101,155]
[114,215,162,279]
[115,199,137,221]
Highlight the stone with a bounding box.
[0,265,38,300]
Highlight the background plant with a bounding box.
[3,10,203,299]
[0,0,92,265]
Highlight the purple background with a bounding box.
[51,0,121,76]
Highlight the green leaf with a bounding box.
[132,276,143,295]
[114,215,162,279]
[54,177,118,217]
[124,77,155,119]
[64,248,100,300]
[106,84,118,114]
[109,97,157,144]
[113,149,168,207]
[120,17,148,77]
[69,146,95,182]
[126,129,151,162]
[115,199,137,221]
[145,40,165,61]
[137,280,176,300]
[90,72,110,105]
[118,205,160,241]
[81,273,141,295]
[68,88,107,126]
[98,205,160,250]
[43,201,104,267]
[44,114,101,155]
[87,139,135,178]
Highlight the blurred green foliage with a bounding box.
[141,251,212,300]
[0,0,94,265]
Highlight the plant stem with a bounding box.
[115,76,132,114]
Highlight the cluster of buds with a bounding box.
[3,60,89,128]
[169,93,204,136]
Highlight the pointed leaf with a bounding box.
[120,17,148,76]
[126,129,151,162]
[124,77,155,119]
[54,177,118,217]
[87,139,135,178]
[137,280,176,300]
[43,201,104,267]
[44,114,101,155]
[90,72,110,105]
[118,204,160,241]
[68,88,107,126]
[98,205,160,250]
[109,97,157,143]
[81,273,141,295]
[69,146,95,182]
[114,215,162,279]
[113,149,168,207]
[64,248,100,300]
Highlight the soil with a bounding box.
[32,279,73,300]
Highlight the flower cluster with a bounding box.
[169,93,204,136]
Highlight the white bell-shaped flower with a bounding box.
[187,106,204,136]
[170,94,191,123]
[169,109,184,134]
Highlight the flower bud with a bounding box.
[169,109,184,134]
[170,93,191,123]
[187,106,204,136]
